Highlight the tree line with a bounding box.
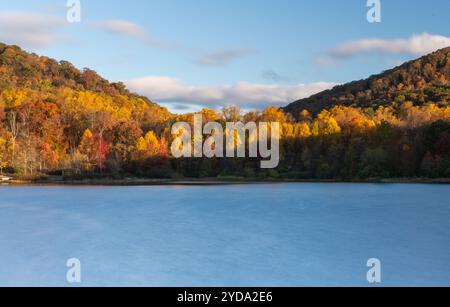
[1,43,449,180]
[1,90,449,179]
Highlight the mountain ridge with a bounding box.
[285,47,450,116]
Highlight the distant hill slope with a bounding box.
[0,42,176,147]
[285,47,450,116]
[0,42,164,109]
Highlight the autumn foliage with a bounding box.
[1,43,450,180]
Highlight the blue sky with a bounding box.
[0,0,449,112]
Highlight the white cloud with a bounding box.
[92,20,146,38]
[0,11,65,49]
[92,19,178,49]
[125,76,336,109]
[194,48,256,66]
[327,33,450,59]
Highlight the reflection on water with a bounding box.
[0,183,449,286]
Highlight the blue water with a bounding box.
[0,183,449,286]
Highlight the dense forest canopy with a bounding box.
[0,43,450,180]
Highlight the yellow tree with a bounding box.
[136,137,147,153]
[294,122,312,138]
[200,108,220,122]
[261,107,289,123]
[312,110,341,136]
[331,106,375,133]
[145,131,160,157]
[136,131,161,158]
[78,129,94,170]
[374,106,400,126]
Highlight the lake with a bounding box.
[0,183,449,286]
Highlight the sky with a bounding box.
[0,0,449,113]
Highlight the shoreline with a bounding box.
[2,177,450,186]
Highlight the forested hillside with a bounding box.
[285,47,450,115]
[1,43,450,181]
[0,43,172,177]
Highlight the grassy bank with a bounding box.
[3,175,450,186]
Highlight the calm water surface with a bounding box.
[0,183,449,286]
